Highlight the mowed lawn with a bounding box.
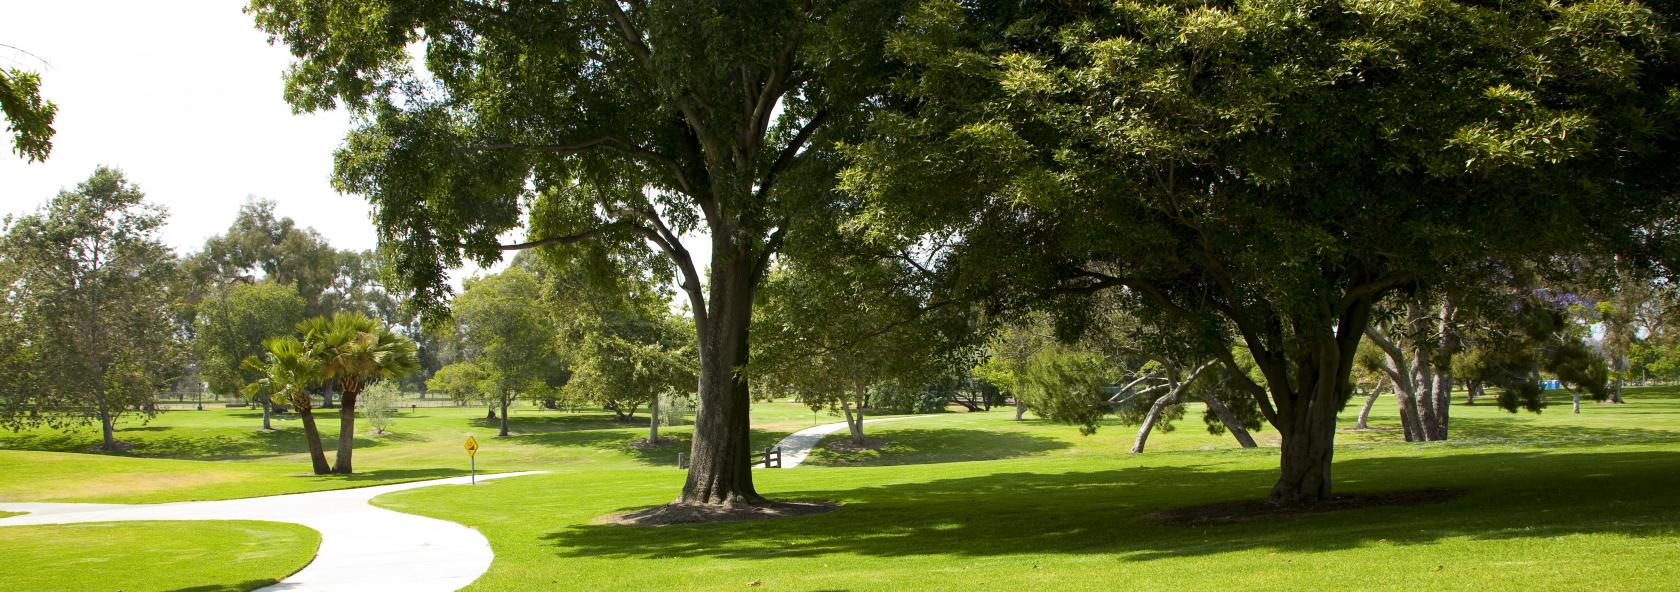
[2,389,1679,591]
[0,520,319,592]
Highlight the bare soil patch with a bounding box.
[628,436,679,450]
[1145,489,1465,526]
[824,437,888,453]
[596,500,841,527]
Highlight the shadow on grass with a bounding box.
[1446,417,1680,447]
[0,416,422,460]
[470,412,633,434]
[542,449,1680,562]
[805,428,1069,467]
[516,427,792,467]
[300,467,463,483]
[165,579,278,592]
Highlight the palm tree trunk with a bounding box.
[298,407,331,475]
[332,390,359,474]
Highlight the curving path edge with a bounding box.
[768,415,942,468]
[0,471,546,592]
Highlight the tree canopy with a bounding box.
[843,0,1680,502]
[0,167,184,450]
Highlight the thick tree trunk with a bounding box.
[679,254,763,507]
[1466,380,1482,405]
[298,407,331,475]
[1202,392,1257,448]
[261,399,273,430]
[1014,398,1026,421]
[1265,300,1371,504]
[486,405,497,420]
[332,391,358,474]
[1131,391,1178,454]
[322,383,335,409]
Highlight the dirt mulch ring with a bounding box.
[628,437,681,450]
[824,437,888,453]
[596,500,841,527]
[1145,489,1465,527]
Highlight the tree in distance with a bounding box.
[193,281,306,430]
[0,167,183,450]
[451,267,563,437]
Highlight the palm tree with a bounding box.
[242,337,331,474]
[299,313,419,474]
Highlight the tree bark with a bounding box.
[841,398,865,445]
[1130,390,1177,454]
[649,393,660,442]
[486,405,497,420]
[98,403,116,452]
[1262,299,1371,503]
[298,407,331,475]
[1354,390,1377,429]
[1014,397,1026,421]
[322,383,335,409]
[261,399,273,430]
[1202,391,1257,448]
[678,252,763,507]
[332,391,358,474]
[1573,390,1582,414]
[499,395,510,437]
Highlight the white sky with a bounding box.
[1,1,370,253]
[0,1,709,302]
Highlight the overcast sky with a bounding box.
[2,2,716,303]
[1,2,372,253]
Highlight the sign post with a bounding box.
[464,435,479,485]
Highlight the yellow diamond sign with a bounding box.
[464,435,479,456]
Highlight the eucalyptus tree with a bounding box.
[185,198,341,317]
[250,0,910,507]
[846,0,1680,502]
[0,168,183,450]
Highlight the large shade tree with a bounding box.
[0,168,183,450]
[250,0,910,507]
[846,0,1680,502]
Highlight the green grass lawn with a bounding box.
[0,520,318,592]
[2,387,1679,590]
[0,401,834,503]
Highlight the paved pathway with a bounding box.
[769,415,941,468]
[0,471,546,592]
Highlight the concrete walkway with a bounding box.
[770,415,941,468]
[0,471,546,592]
